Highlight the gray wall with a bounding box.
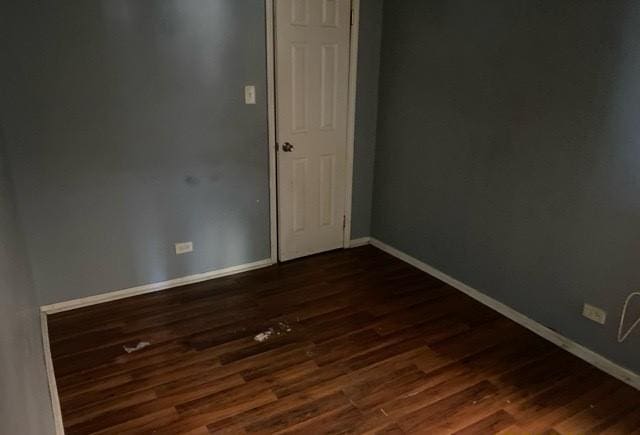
[0,129,55,434]
[351,0,384,239]
[2,1,271,305]
[1,0,381,305]
[373,0,640,372]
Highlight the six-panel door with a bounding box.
[275,0,351,261]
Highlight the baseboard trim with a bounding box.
[40,258,274,314]
[41,312,65,434]
[349,237,371,248]
[369,237,640,391]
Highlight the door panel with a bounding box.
[275,0,351,261]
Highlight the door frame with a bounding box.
[265,0,360,263]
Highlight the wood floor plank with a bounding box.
[554,381,640,434]
[452,409,516,435]
[49,246,640,434]
[233,391,351,434]
[395,380,499,433]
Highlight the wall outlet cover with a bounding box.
[175,242,194,255]
[582,303,607,325]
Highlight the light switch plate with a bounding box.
[244,85,256,104]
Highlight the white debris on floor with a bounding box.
[279,321,292,332]
[123,341,151,354]
[253,321,293,342]
[254,329,274,342]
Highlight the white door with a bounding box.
[275,0,352,261]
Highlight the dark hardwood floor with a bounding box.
[48,246,640,434]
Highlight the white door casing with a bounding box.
[275,0,352,261]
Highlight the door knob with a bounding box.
[282,142,294,152]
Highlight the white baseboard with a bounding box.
[349,237,371,248]
[41,312,65,434]
[40,258,273,314]
[369,237,640,391]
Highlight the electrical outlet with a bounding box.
[175,242,193,255]
[582,303,607,325]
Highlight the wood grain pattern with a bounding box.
[49,246,640,434]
